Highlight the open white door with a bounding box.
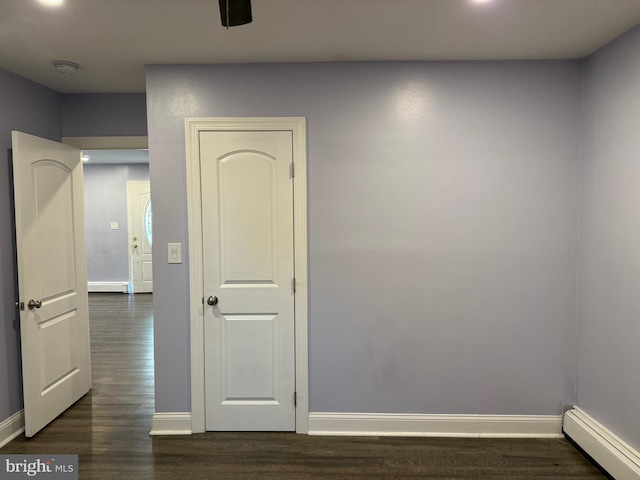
[126,180,153,293]
[12,131,91,437]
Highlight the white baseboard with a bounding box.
[0,410,24,448]
[308,412,563,438]
[87,282,129,293]
[150,412,192,436]
[564,407,640,480]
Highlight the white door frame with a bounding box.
[186,117,309,434]
[62,136,150,295]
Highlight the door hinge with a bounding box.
[292,277,297,295]
[294,391,297,406]
[290,162,295,178]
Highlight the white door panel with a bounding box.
[127,181,153,293]
[12,131,91,437]
[201,131,295,431]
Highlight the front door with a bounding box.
[12,131,91,437]
[201,130,295,431]
[127,180,153,293]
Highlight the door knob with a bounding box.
[27,299,42,310]
[206,295,219,306]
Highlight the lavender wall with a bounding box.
[84,163,150,283]
[0,68,61,424]
[577,25,640,451]
[61,93,147,137]
[146,61,582,414]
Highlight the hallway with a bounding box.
[2,293,155,476]
[1,294,606,479]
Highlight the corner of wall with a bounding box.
[564,407,640,480]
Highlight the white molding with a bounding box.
[308,413,563,438]
[149,412,192,436]
[62,136,148,150]
[0,410,24,448]
[564,407,640,480]
[186,117,309,434]
[87,282,129,293]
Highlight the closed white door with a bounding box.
[12,131,92,437]
[201,130,295,431]
[127,181,153,293]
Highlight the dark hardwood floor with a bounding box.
[2,294,606,479]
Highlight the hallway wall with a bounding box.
[84,163,150,284]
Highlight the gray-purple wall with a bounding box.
[0,68,61,424]
[84,163,150,284]
[577,25,640,452]
[146,61,583,414]
[61,93,147,137]
[61,93,149,285]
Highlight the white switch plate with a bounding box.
[168,243,182,264]
[110,222,119,230]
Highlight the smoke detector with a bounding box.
[53,61,79,75]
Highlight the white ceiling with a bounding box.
[1,0,639,94]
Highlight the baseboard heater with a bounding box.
[87,282,129,293]
[564,407,640,480]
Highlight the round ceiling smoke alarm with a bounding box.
[53,61,79,74]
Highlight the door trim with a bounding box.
[186,117,309,434]
[62,136,148,150]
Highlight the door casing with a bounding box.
[186,117,309,434]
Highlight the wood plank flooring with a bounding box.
[2,293,606,479]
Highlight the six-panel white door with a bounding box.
[127,180,153,293]
[201,130,295,431]
[12,131,92,437]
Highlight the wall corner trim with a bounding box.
[149,412,192,436]
[0,410,25,448]
[564,407,640,479]
[308,413,563,438]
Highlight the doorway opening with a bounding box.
[65,136,155,426]
[80,148,151,294]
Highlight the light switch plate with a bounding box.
[168,243,182,264]
[110,222,119,230]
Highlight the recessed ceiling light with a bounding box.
[38,0,64,6]
[471,0,493,3]
[53,60,79,75]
